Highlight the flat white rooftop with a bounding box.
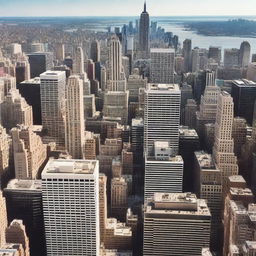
[147,83,180,93]
[150,48,175,53]
[179,126,199,138]
[42,159,98,176]
[228,175,246,183]
[132,118,143,127]
[146,154,183,162]
[40,70,65,79]
[146,193,211,217]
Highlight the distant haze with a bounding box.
[0,0,256,17]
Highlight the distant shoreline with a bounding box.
[183,28,256,38]
[184,19,256,38]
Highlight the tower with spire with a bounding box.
[139,1,150,57]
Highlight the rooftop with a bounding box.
[179,126,199,139]
[147,83,180,93]
[230,200,247,214]
[230,187,253,196]
[5,179,42,191]
[146,154,183,163]
[228,175,246,183]
[132,118,143,127]
[243,241,256,251]
[146,193,211,217]
[150,48,175,53]
[20,77,40,84]
[42,159,98,176]
[233,79,256,87]
[103,250,132,256]
[106,218,132,236]
[195,151,216,169]
[229,244,239,254]
[40,70,65,79]
[202,248,213,256]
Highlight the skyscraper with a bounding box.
[143,193,211,256]
[239,41,251,67]
[90,40,100,63]
[144,83,181,156]
[73,46,84,75]
[224,48,240,67]
[11,125,47,179]
[196,83,220,141]
[0,125,11,188]
[103,91,129,125]
[0,191,7,247]
[194,151,222,251]
[106,36,126,92]
[231,79,256,125]
[208,46,221,65]
[55,43,65,62]
[127,68,147,103]
[42,159,100,256]
[213,91,239,187]
[27,52,53,78]
[18,77,42,125]
[65,75,85,159]
[111,177,128,221]
[4,179,46,256]
[150,48,175,84]
[183,39,192,72]
[99,174,107,243]
[144,141,183,202]
[131,118,144,164]
[0,89,33,131]
[139,2,150,57]
[40,71,66,147]
[15,56,31,84]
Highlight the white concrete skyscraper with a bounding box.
[213,91,239,186]
[42,159,100,256]
[65,75,85,159]
[150,48,175,84]
[144,141,183,202]
[73,46,84,75]
[40,71,66,147]
[144,83,181,156]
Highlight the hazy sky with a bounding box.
[0,0,256,17]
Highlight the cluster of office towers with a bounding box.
[1,2,256,256]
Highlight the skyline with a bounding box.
[0,0,256,17]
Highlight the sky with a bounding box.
[0,0,256,17]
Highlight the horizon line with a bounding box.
[1,15,256,18]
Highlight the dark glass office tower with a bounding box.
[4,179,46,256]
[27,52,53,78]
[231,79,256,125]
